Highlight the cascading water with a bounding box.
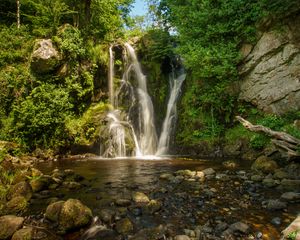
[156,68,186,155]
[102,43,184,158]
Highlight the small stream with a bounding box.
[31,157,299,239]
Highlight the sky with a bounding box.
[130,0,148,16]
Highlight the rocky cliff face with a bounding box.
[239,14,300,115]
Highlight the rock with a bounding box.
[280,179,300,191]
[264,199,287,210]
[282,216,300,240]
[229,221,250,233]
[115,199,131,207]
[132,192,150,203]
[222,160,238,169]
[251,175,263,182]
[239,24,300,115]
[271,217,282,226]
[59,199,93,232]
[195,171,205,181]
[262,178,278,188]
[45,199,92,233]
[174,235,190,240]
[251,156,278,174]
[6,196,28,214]
[242,150,258,161]
[159,173,174,181]
[202,168,216,176]
[0,215,24,240]
[223,141,242,156]
[62,181,81,190]
[11,228,33,240]
[99,209,115,223]
[115,218,133,234]
[129,226,166,240]
[281,192,300,202]
[45,201,65,222]
[175,170,195,178]
[30,176,52,193]
[7,181,33,201]
[31,39,61,73]
[274,169,289,179]
[144,200,162,214]
[216,173,230,181]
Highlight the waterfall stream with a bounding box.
[103,43,185,158]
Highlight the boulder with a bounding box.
[281,192,300,202]
[144,200,162,214]
[7,181,32,201]
[30,176,52,193]
[11,228,33,240]
[251,156,278,174]
[6,196,28,214]
[45,199,93,233]
[174,235,191,240]
[280,179,300,191]
[132,192,150,203]
[115,218,133,234]
[31,39,61,73]
[264,199,287,210]
[0,215,24,240]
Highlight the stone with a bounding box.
[132,192,150,203]
[223,141,242,156]
[115,218,133,234]
[45,201,65,222]
[281,192,300,202]
[229,222,250,233]
[99,209,115,223]
[271,217,282,226]
[11,228,33,240]
[159,173,174,181]
[174,235,191,240]
[6,196,28,214]
[62,181,81,190]
[175,170,195,178]
[31,39,61,73]
[144,200,162,214]
[59,199,93,232]
[222,160,238,169]
[251,174,263,182]
[0,215,24,240]
[265,199,287,210]
[251,156,278,174]
[280,179,300,191]
[30,176,52,193]
[274,169,289,180]
[239,26,300,115]
[202,168,216,176]
[262,178,277,188]
[115,199,131,207]
[7,181,33,201]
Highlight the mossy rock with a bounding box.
[251,155,278,174]
[7,181,33,201]
[115,218,134,234]
[6,196,28,214]
[0,215,24,240]
[11,227,33,240]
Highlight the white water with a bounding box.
[156,70,186,155]
[103,43,184,158]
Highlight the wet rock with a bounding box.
[251,175,263,182]
[59,199,93,232]
[274,169,289,179]
[184,229,196,237]
[46,199,92,233]
[7,181,33,201]
[115,218,133,234]
[264,199,287,210]
[175,170,195,178]
[30,175,52,193]
[144,200,162,214]
[31,39,61,73]
[132,192,150,203]
[6,196,28,214]
[215,173,230,181]
[271,217,282,226]
[262,178,278,188]
[228,221,250,233]
[129,225,165,240]
[195,171,205,181]
[280,192,300,202]
[222,160,238,169]
[115,199,131,207]
[174,235,190,240]
[99,209,115,223]
[280,179,300,191]
[202,168,216,176]
[130,207,142,216]
[159,173,174,181]
[11,227,33,240]
[251,156,278,174]
[0,215,24,240]
[215,222,228,234]
[62,181,81,190]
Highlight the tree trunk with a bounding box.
[235,116,300,159]
[85,0,91,25]
[17,0,20,28]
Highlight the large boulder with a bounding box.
[251,155,278,173]
[31,39,61,73]
[6,196,28,214]
[45,199,93,233]
[239,15,300,115]
[7,181,33,201]
[0,215,24,240]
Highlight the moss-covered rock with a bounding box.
[45,201,65,222]
[115,218,134,234]
[11,228,33,240]
[0,215,24,240]
[132,192,150,203]
[251,155,278,174]
[6,196,28,214]
[7,181,33,201]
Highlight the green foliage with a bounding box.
[12,84,73,149]
[257,115,285,131]
[250,134,270,150]
[287,231,299,240]
[225,125,255,144]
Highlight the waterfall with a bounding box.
[102,43,184,158]
[156,69,186,155]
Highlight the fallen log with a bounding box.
[235,116,300,159]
